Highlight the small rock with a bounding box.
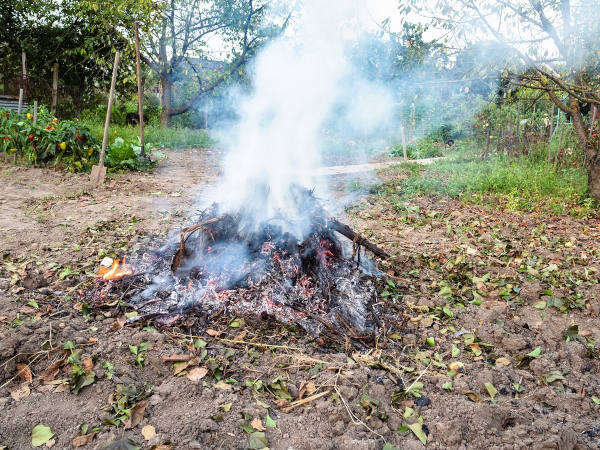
[413,396,430,407]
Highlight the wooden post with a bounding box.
[100,52,120,168]
[400,124,407,160]
[17,88,23,115]
[33,101,38,125]
[51,63,59,115]
[516,102,521,155]
[484,124,491,158]
[22,52,27,79]
[134,21,146,157]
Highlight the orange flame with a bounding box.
[99,257,133,281]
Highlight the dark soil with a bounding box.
[1,153,599,450]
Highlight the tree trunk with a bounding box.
[569,96,600,200]
[160,74,172,127]
[588,158,600,201]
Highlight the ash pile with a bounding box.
[93,187,389,339]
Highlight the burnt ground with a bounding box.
[1,149,600,449]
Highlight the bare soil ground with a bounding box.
[1,151,600,450]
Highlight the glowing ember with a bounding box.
[100,257,133,281]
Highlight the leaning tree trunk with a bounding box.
[160,74,172,127]
[569,96,600,200]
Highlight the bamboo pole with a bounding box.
[516,102,521,155]
[22,52,26,79]
[99,52,120,169]
[134,21,146,157]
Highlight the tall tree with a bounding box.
[398,0,600,199]
[0,0,157,113]
[141,0,288,126]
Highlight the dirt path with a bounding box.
[1,151,600,450]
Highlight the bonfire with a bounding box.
[93,186,389,341]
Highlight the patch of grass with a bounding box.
[390,137,445,159]
[81,120,213,149]
[380,144,593,216]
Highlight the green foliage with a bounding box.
[1,0,158,115]
[81,119,213,150]
[382,142,592,216]
[390,137,445,159]
[0,107,100,171]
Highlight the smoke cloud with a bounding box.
[209,0,395,237]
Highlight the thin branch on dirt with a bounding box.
[281,390,331,413]
[170,331,304,351]
[404,362,431,396]
[334,386,385,441]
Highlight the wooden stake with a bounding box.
[33,101,38,125]
[51,63,59,115]
[90,51,120,185]
[400,124,407,160]
[516,102,521,155]
[134,21,146,157]
[17,88,23,115]
[22,52,27,79]
[100,51,120,167]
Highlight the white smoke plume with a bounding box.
[210,0,394,237]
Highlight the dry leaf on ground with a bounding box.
[186,367,208,382]
[17,364,33,383]
[124,400,147,429]
[250,417,266,431]
[141,425,156,440]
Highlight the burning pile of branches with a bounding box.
[92,187,389,339]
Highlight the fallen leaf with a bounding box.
[484,382,498,399]
[251,417,266,431]
[103,439,141,450]
[275,398,289,409]
[112,315,126,330]
[407,422,427,445]
[39,360,62,383]
[214,380,233,391]
[248,431,268,449]
[265,414,276,428]
[205,329,221,337]
[220,402,232,412]
[298,381,316,400]
[495,357,511,367]
[461,389,482,403]
[233,330,247,342]
[124,400,147,429]
[17,364,33,383]
[8,383,30,401]
[448,361,464,372]
[527,347,542,358]
[53,383,69,393]
[72,432,97,447]
[141,425,156,440]
[31,424,54,447]
[186,367,208,382]
[83,357,93,372]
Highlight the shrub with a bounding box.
[0,107,100,171]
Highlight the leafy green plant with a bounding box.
[1,107,100,171]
